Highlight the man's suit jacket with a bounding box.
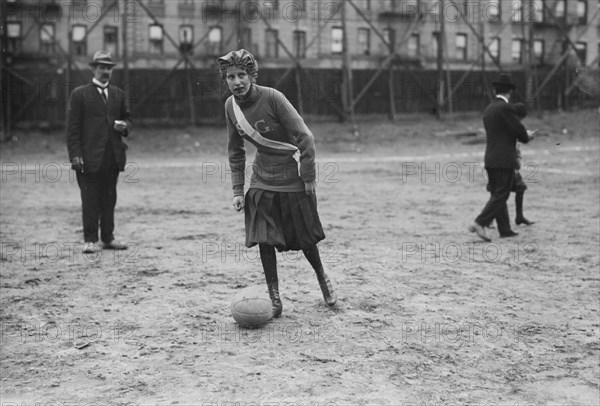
[67,83,132,172]
[482,98,529,169]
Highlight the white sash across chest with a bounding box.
[231,99,301,174]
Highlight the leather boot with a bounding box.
[315,268,337,307]
[267,282,282,318]
[515,191,535,225]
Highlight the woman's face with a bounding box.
[225,66,252,98]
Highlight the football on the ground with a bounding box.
[230,286,273,328]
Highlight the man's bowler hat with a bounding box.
[492,73,516,90]
[89,50,116,67]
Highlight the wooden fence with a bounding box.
[4,66,596,130]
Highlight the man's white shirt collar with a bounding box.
[92,78,108,90]
[496,95,509,103]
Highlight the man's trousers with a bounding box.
[475,168,515,236]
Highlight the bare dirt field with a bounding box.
[1,108,599,405]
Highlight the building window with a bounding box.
[533,39,545,64]
[265,29,278,57]
[554,0,565,18]
[487,0,501,22]
[148,0,165,17]
[432,32,440,58]
[40,23,55,55]
[532,0,543,22]
[577,0,587,24]
[179,25,194,54]
[575,41,587,64]
[264,0,279,19]
[72,25,87,56]
[331,27,343,54]
[456,33,467,60]
[207,26,222,55]
[358,28,370,55]
[511,38,522,64]
[293,30,306,58]
[149,24,164,54]
[103,26,118,56]
[6,22,21,54]
[407,33,419,58]
[383,27,395,52]
[512,0,522,22]
[178,0,195,17]
[489,37,500,60]
[462,0,480,20]
[73,0,87,11]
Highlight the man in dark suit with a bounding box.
[469,73,530,241]
[67,51,132,253]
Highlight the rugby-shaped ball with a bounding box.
[230,286,273,328]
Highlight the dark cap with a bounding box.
[216,49,258,80]
[492,73,517,91]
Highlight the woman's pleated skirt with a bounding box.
[244,188,325,251]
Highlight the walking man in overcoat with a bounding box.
[469,73,530,241]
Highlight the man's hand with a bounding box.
[527,129,538,141]
[114,120,127,133]
[304,180,316,195]
[71,157,84,173]
[232,195,244,212]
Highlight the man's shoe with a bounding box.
[103,240,128,250]
[468,222,491,242]
[500,231,519,238]
[82,242,100,254]
[515,217,535,226]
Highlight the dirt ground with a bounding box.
[1,108,599,405]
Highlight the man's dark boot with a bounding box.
[515,191,535,225]
[315,268,337,307]
[267,282,282,318]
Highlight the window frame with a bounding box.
[103,25,119,57]
[331,27,344,55]
[456,33,468,60]
[511,38,523,64]
[293,29,306,59]
[72,24,88,56]
[265,28,279,58]
[148,24,164,55]
[358,27,371,56]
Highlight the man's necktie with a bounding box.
[95,84,108,103]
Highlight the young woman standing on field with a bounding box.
[217,49,337,318]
